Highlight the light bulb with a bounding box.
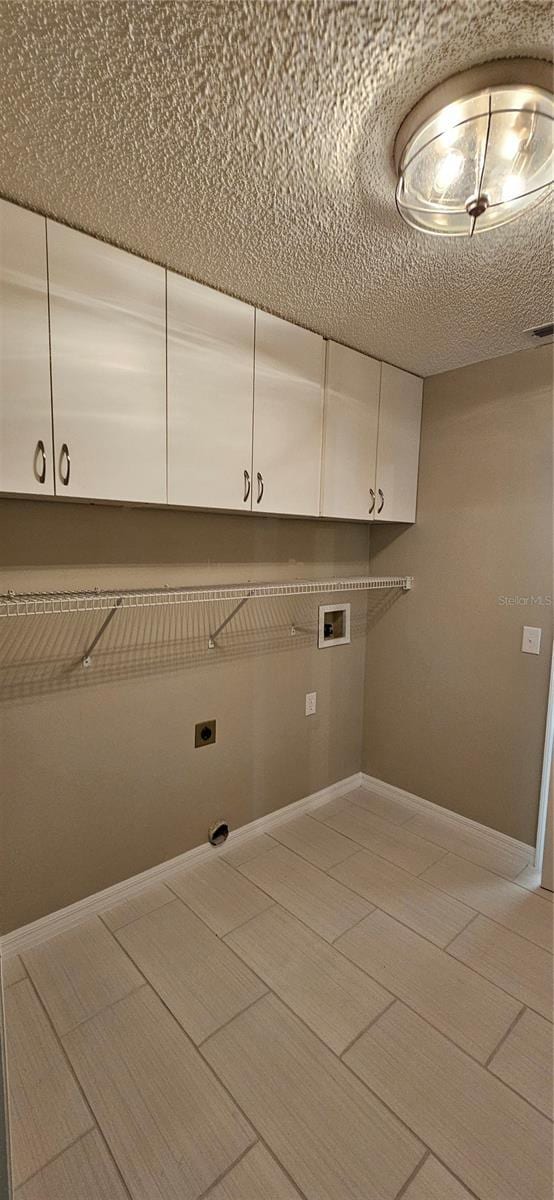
[502,174,522,201]
[434,150,464,190]
[501,127,531,160]
[502,129,520,159]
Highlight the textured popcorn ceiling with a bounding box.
[0,1,552,376]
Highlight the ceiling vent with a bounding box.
[524,322,554,342]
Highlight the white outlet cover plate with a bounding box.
[305,692,317,716]
[522,626,542,654]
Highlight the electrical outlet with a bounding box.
[305,692,317,716]
[195,719,216,747]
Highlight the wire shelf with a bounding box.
[0,575,413,618]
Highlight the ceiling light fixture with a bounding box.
[394,59,553,236]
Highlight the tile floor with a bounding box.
[3,787,553,1200]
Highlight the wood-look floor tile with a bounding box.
[222,833,278,868]
[335,909,521,1062]
[225,905,391,1054]
[421,854,553,951]
[116,898,266,1044]
[269,814,357,870]
[330,849,473,947]
[23,918,143,1036]
[344,1001,552,1200]
[2,954,26,987]
[5,979,93,1189]
[403,1156,475,1200]
[15,1130,129,1200]
[63,986,255,1200]
[100,883,175,932]
[205,1144,302,1199]
[237,843,371,942]
[488,1009,553,1118]
[203,993,424,1200]
[515,864,554,901]
[403,812,531,879]
[166,858,273,936]
[342,787,418,825]
[448,915,553,1019]
[314,797,446,874]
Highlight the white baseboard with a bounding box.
[2,768,534,958]
[1,772,362,957]
[361,772,534,858]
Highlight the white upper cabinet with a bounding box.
[0,201,423,525]
[374,362,422,523]
[252,311,324,516]
[167,273,254,511]
[47,222,166,503]
[0,200,54,495]
[321,341,381,520]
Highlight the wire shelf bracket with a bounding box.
[81,597,123,668]
[208,595,251,650]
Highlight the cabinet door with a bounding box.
[253,311,324,516]
[321,341,380,520]
[0,200,54,494]
[48,222,166,503]
[375,363,422,522]
[167,273,254,510]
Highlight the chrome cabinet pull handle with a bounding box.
[35,439,47,485]
[377,488,384,514]
[256,472,264,504]
[369,488,375,515]
[60,443,71,486]
[243,469,251,503]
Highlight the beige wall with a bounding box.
[2,344,552,931]
[363,345,553,847]
[0,501,370,932]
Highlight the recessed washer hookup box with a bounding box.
[318,603,351,648]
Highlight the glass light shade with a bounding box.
[395,72,553,236]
